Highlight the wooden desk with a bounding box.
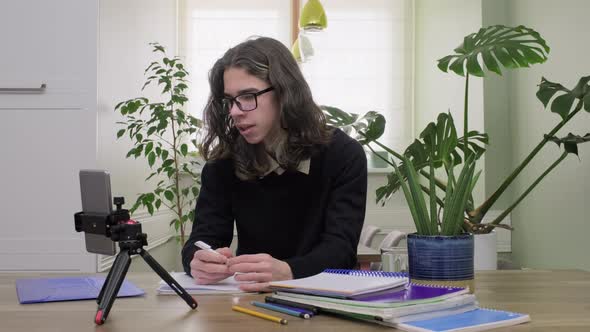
[1,270,589,331]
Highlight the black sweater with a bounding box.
[181,128,368,278]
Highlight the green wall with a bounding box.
[483,0,590,270]
[414,0,485,202]
[482,0,512,210]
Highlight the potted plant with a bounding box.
[326,108,482,289]
[114,43,203,245]
[325,25,590,272]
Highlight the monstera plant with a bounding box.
[324,25,590,235]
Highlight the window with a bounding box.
[300,0,413,151]
[179,0,413,151]
[179,0,292,120]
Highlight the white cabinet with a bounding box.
[0,0,97,110]
[0,0,99,272]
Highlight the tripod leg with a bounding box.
[97,251,123,304]
[95,250,132,325]
[139,249,198,309]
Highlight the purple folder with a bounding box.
[350,283,468,303]
[16,276,145,304]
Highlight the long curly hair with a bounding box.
[200,36,332,180]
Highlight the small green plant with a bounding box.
[324,25,590,235]
[114,43,202,244]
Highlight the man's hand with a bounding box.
[227,253,293,292]
[190,247,233,284]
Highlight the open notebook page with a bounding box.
[157,272,251,294]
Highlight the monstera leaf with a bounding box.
[407,113,487,169]
[376,171,404,205]
[536,76,590,120]
[457,130,489,158]
[322,106,385,144]
[375,113,488,205]
[419,113,459,168]
[322,105,359,129]
[438,25,549,77]
[546,133,590,156]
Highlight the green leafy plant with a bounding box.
[324,25,590,234]
[114,43,202,244]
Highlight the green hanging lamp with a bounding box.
[299,0,327,32]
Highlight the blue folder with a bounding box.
[16,276,145,304]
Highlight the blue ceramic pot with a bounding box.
[407,233,474,291]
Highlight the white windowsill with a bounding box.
[368,167,394,174]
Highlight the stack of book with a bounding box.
[268,269,530,331]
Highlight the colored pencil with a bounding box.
[251,301,311,319]
[232,305,288,325]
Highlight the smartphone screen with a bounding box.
[79,170,117,255]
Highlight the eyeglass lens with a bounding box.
[222,94,257,112]
[221,87,274,113]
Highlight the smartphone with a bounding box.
[79,169,117,255]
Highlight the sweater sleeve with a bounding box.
[285,136,368,278]
[181,160,235,275]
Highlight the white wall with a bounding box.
[98,0,179,271]
[0,0,99,272]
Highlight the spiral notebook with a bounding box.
[275,283,468,308]
[268,269,408,298]
[271,292,477,321]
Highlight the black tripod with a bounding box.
[75,198,197,325]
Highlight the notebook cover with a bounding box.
[16,276,145,304]
[269,269,408,298]
[271,293,477,319]
[396,308,531,332]
[350,283,468,303]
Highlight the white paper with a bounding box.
[157,272,250,295]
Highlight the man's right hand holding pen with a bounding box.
[190,240,294,292]
[190,241,234,285]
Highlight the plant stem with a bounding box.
[473,100,583,221]
[169,80,185,245]
[420,184,445,206]
[464,73,469,159]
[491,150,568,225]
[368,139,404,160]
[367,141,447,206]
[366,140,448,192]
[429,156,438,234]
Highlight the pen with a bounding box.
[194,240,224,257]
[251,301,311,319]
[265,296,319,315]
[267,302,314,317]
[232,305,288,325]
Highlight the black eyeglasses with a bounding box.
[220,86,275,113]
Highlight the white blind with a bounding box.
[300,0,413,150]
[179,0,291,119]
